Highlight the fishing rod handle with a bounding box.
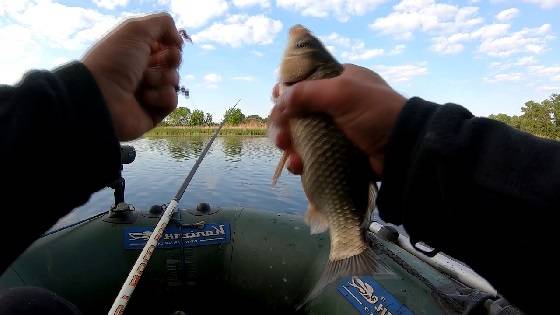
[108,200,178,314]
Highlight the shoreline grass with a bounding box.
[145,126,267,137]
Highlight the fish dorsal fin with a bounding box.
[272,151,288,186]
[304,203,329,234]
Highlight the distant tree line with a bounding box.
[163,106,269,127]
[488,94,560,140]
[163,107,213,126]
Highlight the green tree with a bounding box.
[166,107,190,126]
[488,113,513,125]
[546,94,560,129]
[519,100,555,138]
[224,107,245,125]
[204,113,213,125]
[246,114,264,122]
[488,93,560,140]
[189,109,205,126]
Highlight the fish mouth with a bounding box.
[289,25,311,36]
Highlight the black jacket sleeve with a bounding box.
[0,62,121,273]
[377,97,560,311]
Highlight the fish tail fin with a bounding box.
[304,203,329,234]
[297,248,383,310]
[272,151,289,186]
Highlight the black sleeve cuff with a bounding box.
[376,97,439,225]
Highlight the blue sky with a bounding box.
[1,0,559,121]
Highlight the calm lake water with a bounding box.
[53,136,310,228]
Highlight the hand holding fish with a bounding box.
[270,25,399,307]
[270,64,407,177]
[83,13,184,141]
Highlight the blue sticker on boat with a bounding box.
[123,223,231,250]
[337,276,413,315]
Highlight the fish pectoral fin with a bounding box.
[363,183,379,228]
[304,203,329,234]
[272,151,289,186]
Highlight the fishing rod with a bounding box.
[108,99,241,315]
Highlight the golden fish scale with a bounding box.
[290,115,370,261]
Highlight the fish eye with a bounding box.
[296,39,312,48]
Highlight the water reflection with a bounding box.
[56,136,309,229]
[147,136,207,161]
[221,136,243,162]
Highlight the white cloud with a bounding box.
[204,73,222,83]
[528,65,560,78]
[233,76,255,81]
[485,59,559,85]
[471,24,511,39]
[277,0,386,22]
[373,64,428,82]
[321,32,385,61]
[0,0,126,50]
[495,8,519,22]
[92,0,129,10]
[478,24,554,57]
[203,73,222,88]
[252,50,264,57]
[515,56,538,66]
[523,0,560,8]
[50,57,70,68]
[432,24,509,55]
[343,50,384,61]
[193,15,283,47]
[489,62,504,69]
[370,0,483,39]
[185,74,196,81]
[233,0,270,8]
[201,44,216,50]
[0,0,131,83]
[0,2,28,15]
[320,33,353,47]
[0,23,40,83]
[389,44,406,55]
[424,22,552,58]
[431,33,470,54]
[371,2,552,59]
[537,86,560,92]
[488,62,513,73]
[484,73,522,82]
[342,45,384,61]
[170,0,228,29]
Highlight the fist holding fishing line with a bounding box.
[83,12,184,141]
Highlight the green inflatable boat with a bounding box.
[0,146,521,314]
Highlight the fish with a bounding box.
[272,25,384,307]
